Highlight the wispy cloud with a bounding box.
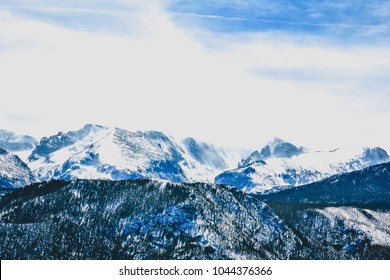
[4,114,40,123]
[1,5,117,14]
[170,11,381,29]
[0,1,149,34]
[0,1,389,149]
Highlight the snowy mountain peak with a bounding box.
[217,144,390,194]
[267,137,288,152]
[266,137,305,158]
[28,124,109,161]
[26,124,245,184]
[239,137,304,167]
[362,147,389,163]
[0,129,37,152]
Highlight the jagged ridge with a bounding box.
[27,124,245,184]
[216,141,389,193]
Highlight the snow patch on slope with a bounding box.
[317,207,390,246]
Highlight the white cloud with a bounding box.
[0,4,389,151]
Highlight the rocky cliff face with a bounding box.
[0,148,37,189]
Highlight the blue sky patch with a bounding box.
[167,0,390,42]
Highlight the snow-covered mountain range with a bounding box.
[27,124,246,184]
[0,125,388,193]
[215,138,389,193]
[0,125,389,259]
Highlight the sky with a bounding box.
[0,0,389,150]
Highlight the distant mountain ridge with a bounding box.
[28,124,103,161]
[26,124,246,184]
[239,137,305,167]
[0,125,388,193]
[216,138,389,193]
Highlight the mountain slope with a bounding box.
[216,140,389,193]
[0,179,297,260]
[265,203,390,259]
[27,124,245,184]
[0,148,37,189]
[261,162,390,207]
[258,163,390,259]
[0,176,389,259]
